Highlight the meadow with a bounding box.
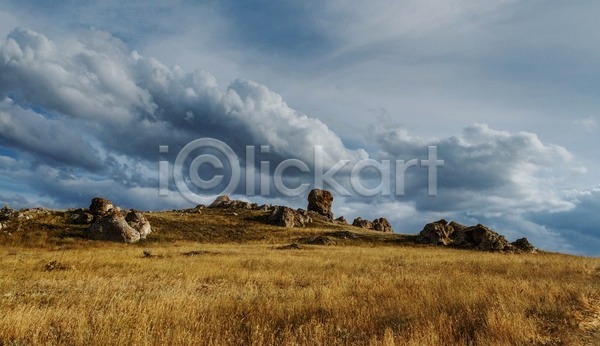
[0,209,598,345]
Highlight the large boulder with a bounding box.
[452,224,511,251]
[418,219,454,245]
[307,189,334,220]
[88,210,140,243]
[89,197,114,216]
[267,207,312,228]
[511,237,535,252]
[418,220,533,252]
[372,218,393,233]
[125,210,152,239]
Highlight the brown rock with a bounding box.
[352,217,373,229]
[89,197,114,216]
[209,195,231,208]
[335,216,348,224]
[88,209,140,243]
[307,189,334,220]
[511,237,535,252]
[267,206,312,228]
[125,210,152,239]
[452,224,511,251]
[417,219,454,245]
[372,217,393,233]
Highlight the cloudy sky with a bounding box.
[0,1,598,256]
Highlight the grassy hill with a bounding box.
[0,207,599,345]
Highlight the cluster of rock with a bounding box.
[418,219,535,253]
[68,198,152,244]
[0,206,43,233]
[271,189,389,232]
[351,217,393,233]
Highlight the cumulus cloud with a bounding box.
[373,123,582,215]
[0,28,360,168]
[0,27,365,208]
[0,99,102,170]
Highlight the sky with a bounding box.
[0,0,598,256]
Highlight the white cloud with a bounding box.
[574,116,597,133]
[373,123,583,215]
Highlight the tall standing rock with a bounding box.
[307,189,334,220]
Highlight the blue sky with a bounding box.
[0,1,599,256]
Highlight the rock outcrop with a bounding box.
[307,189,334,220]
[266,207,312,228]
[372,218,393,233]
[352,217,393,232]
[352,217,373,229]
[86,198,152,243]
[209,195,255,210]
[209,195,231,208]
[452,224,511,251]
[335,216,348,224]
[417,220,535,252]
[511,237,535,252]
[88,209,141,243]
[417,219,454,245]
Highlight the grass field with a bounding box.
[0,209,599,345]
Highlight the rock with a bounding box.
[452,224,511,252]
[258,204,271,211]
[209,195,230,208]
[0,222,2,231]
[372,218,393,233]
[267,207,312,228]
[417,219,526,252]
[125,210,152,239]
[300,235,336,246]
[0,206,16,221]
[88,210,140,243]
[69,209,94,225]
[307,189,334,220]
[209,196,253,209]
[352,217,373,229]
[511,237,535,252]
[418,219,454,245]
[335,216,348,224]
[89,197,114,216]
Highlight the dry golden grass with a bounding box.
[0,209,599,345]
